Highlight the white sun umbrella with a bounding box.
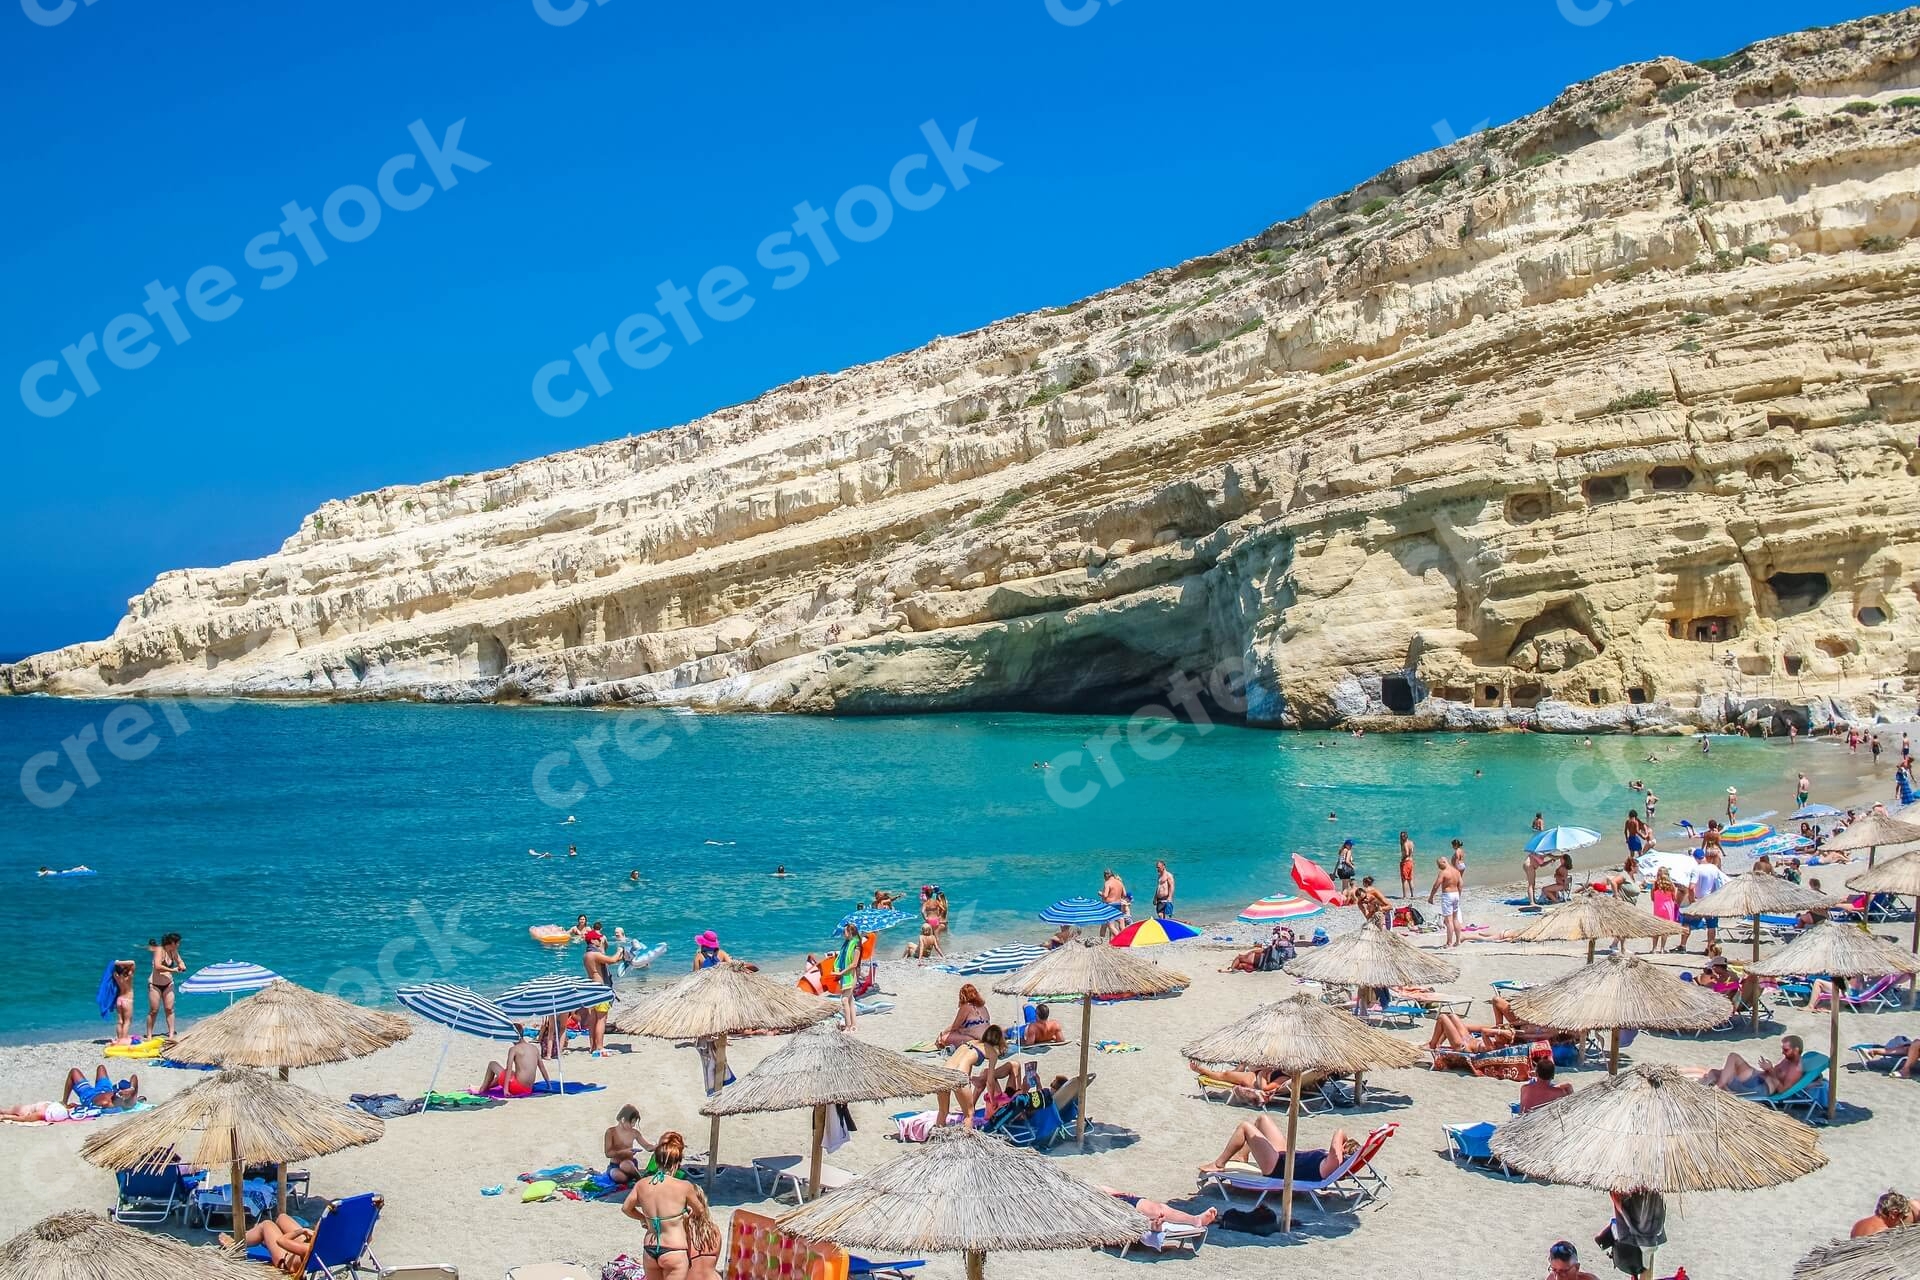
[179,961,281,1006]
[496,975,613,1092]
[395,982,521,1100]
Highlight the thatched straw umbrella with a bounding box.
[0,1210,264,1280]
[1284,923,1460,991]
[163,980,411,1213]
[1794,1224,1920,1280]
[1750,922,1920,1119]
[1683,875,1836,1027]
[1182,993,1423,1230]
[1821,812,1920,867]
[775,1125,1147,1280]
[1509,891,1679,961]
[701,1024,967,1197]
[80,1067,382,1240]
[1847,851,1920,1008]
[1492,1064,1826,1280]
[992,943,1189,1146]
[609,962,834,1189]
[1510,954,1736,1073]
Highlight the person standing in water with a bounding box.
[144,933,185,1040]
[1153,861,1176,919]
[1398,832,1416,900]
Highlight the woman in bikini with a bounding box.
[145,932,186,1039]
[220,1216,313,1275]
[687,1198,723,1280]
[934,1025,1007,1128]
[935,984,991,1048]
[1197,1116,1354,1180]
[622,1131,707,1280]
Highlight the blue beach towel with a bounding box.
[529,1080,604,1096]
[95,962,116,1021]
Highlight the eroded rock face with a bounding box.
[9,13,1920,729]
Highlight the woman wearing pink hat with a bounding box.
[692,931,733,972]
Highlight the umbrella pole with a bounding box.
[231,1157,247,1243]
[1076,995,1092,1148]
[1608,1027,1620,1076]
[423,1027,453,1100]
[1586,938,1596,965]
[1751,913,1762,1031]
[275,1065,290,1218]
[1280,1073,1303,1232]
[706,1034,728,1191]
[1828,985,1840,1122]
[1909,904,1918,1011]
[965,1249,985,1280]
[808,1104,825,1199]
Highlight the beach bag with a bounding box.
[602,1256,647,1280]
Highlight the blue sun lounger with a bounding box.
[1442,1122,1521,1180]
[1759,1053,1830,1123]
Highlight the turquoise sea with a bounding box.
[0,696,1808,1037]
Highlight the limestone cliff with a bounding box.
[10,10,1920,730]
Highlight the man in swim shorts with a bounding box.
[1702,1035,1804,1096]
[1153,861,1175,919]
[480,1035,550,1097]
[63,1066,140,1111]
[1429,856,1464,948]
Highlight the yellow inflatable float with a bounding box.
[528,925,571,946]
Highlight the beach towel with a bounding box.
[350,1092,423,1118]
[529,1080,604,1096]
[824,1103,851,1154]
[423,1090,503,1111]
[95,962,117,1021]
[1094,1040,1140,1054]
[902,1040,939,1054]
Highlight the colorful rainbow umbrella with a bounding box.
[1720,822,1775,846]
[1238,894,1326,923]
[1108,918,1201,947]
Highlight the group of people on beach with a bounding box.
[97,932,186,1046]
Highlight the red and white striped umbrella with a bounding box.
[1238,894,1325,923]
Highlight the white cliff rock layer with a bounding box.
[9,11,1920,730]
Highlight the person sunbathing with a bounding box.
[1865,1036,1920,1077]
[1702,1035,1805,1095]
[1427,1011,1517,1055]
[1024,1003,1066,1045]
[1519,1058,1572,1113]
[219,1215,313,1274]
[1488,997,1561,1040]
[1187,1059,1289,1104]
[480,1037,549,1098]
[0,1100,74,1124]
[61,1066,140,1111]
[1198,1115,1353,1180]
[1044,924,1079,950]
[1097,1185,1219,1237]
[1852,1190,1914,1237]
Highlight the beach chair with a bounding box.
[111,1163,186,1224]
[1427,1043,1534,1079]
[1117,1219,1208,1257]
[848,1259,926,1277]
[1394,990,1473,1018]
[1759,1053,1830,1123]
[996,1074,1092,1149]
[281,1192,385,1279]
[1194,1072,1328,1113]
[1441,1122,1521,1180]
[1812,974,1903,1014]
[750,1155,856,1202]
[1197,1122,1397,1211]
[1358,1001,1424,1029]
[1850,1038,1911,1071]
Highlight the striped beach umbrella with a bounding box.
[180,961,281,1002]
[395,982,520,1100]
[1525,827,1602,854]
[1720,822,1774,847]
[1108,918,1200,947]
[838,908,912,933]
[1039,897,1122,926]
[1791,804,1845,820]
[1238,894,1325,924]
[496,975,612,1020]
[955,944,1046,975]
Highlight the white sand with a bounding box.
[1,732,1913,1278]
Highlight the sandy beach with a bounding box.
[1,729,1913,1279]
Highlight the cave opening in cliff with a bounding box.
[1858,606,1888,626]
[1627,686,1648,704]
[1380,675,1417,714]
[1582,474,1629,505]
[1768,572,1830,614]
[1648,466,1695,491]
[1784,655,1804,676]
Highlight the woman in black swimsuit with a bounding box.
[145,932,185,1039]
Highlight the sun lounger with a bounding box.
[1427,1043,1534,1079]
[112,1163,186,1225]
[1811,975,1903,1013]
[1197,1122,1398,1211]
[751,1155,856,1202]
[1194,1073,1329,1113]
[1118,1220,1208,1257]
[277,1191,384,1279]
[1442,1122,1521,1180]
[993,1074,1092,1148]
[1850,1038,1911,1071]
[1358,1002,1424,1029]
[848,1258,926,1277]
[1393,991,1473,1018]
[1759,1052,1830,1123]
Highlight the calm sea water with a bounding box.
[0,696,1800,1036]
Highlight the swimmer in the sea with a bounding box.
[1327,812,1338,822]
[563,815,577,825]
[629,870,641,883]
[529,849,553,859]
[568,844,578,858]
[774,865,788,878]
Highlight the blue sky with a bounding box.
[0,0,1896,656]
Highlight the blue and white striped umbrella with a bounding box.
[179,961,280,996]
[1039,897,1122,926]
[1525,827,1602,854]
[394,982,520,1040]
[955,944,1045,975]
[496,975,612,1020]
[838,908,912,934]
[1791,803,1845,820]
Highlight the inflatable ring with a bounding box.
[528,925,571,945]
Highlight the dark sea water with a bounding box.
[0,696,1802,1036]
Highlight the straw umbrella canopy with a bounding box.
[609,962,834,1188]
[775,1125,1147,1280]
[1510,953,1737,1072]
[1848,851,1920,1008]
[1750,921,1920,1119]
[0,1210,264,1280]
[1284,923,1460,991]
[1493,1063,1826,1280]
[1821,812,1920,866]
[80,1067,382,1240]
[1182,993,1424,1230]
[701,1024,967,1197]
[992,942,1189,1147]
[161,979,409,1214]
[1795,1224,1920,1280]
[1509,891,1679,961]
[1685,875,1838,1027]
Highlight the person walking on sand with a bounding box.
[1100,868,1129,938]
[1153,860,1176,919]
[1398,832,1416,899]
[108,960,136,1045]
[1430,857,1464,948]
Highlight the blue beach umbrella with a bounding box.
[1791,803,1845,820]
[1039,897,1122,926]
[1525,827,1602,854]
[955,944,1046,975]
[396,981,520,1099]
[838,908,912,933]
[497,975,615,1092]
[180,961,281,1006]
